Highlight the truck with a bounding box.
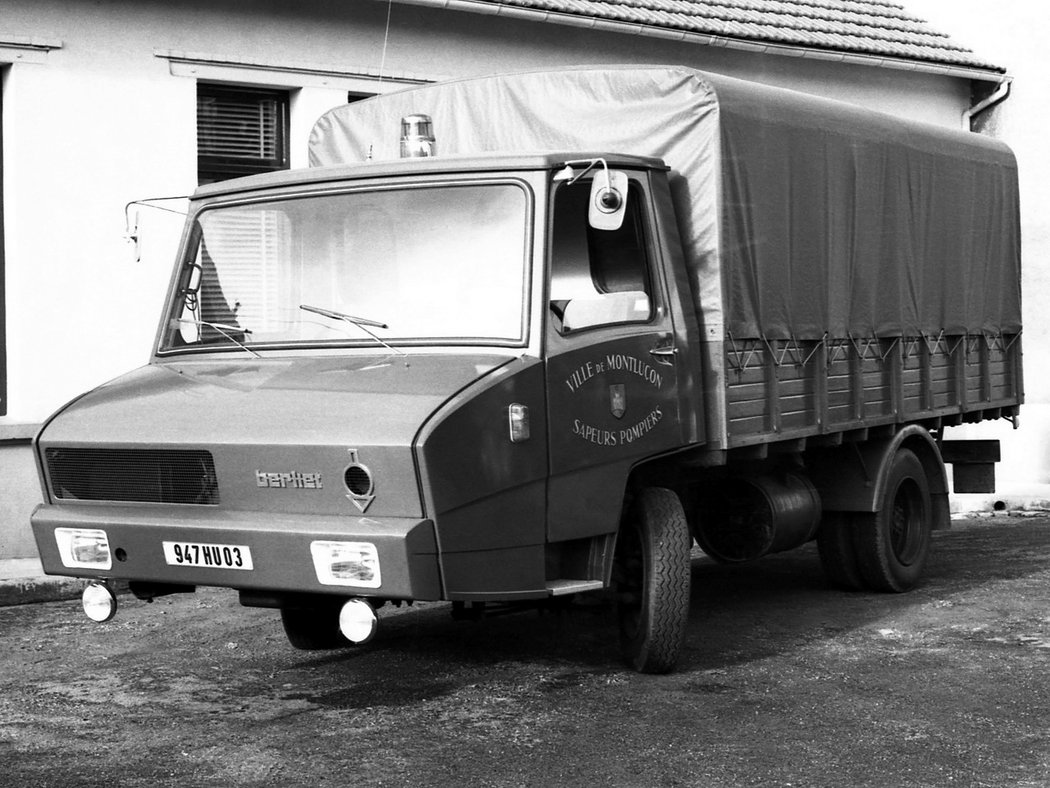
[31,66,1021,673]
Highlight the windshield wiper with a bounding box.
[171,318,261,359]
[299,304,407,360]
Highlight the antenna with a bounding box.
[378,0,394,87]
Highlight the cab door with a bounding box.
[545,173,686,543]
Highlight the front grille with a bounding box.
[45,448,219,505]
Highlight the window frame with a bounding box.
[548,177,659,336]
[197,84,290,185]
[157,178,537,356]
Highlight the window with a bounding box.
[549,180,653,333]
[197,85,289,185]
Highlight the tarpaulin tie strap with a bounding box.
[760,335,796,368]
[727,335,827,372]
[726,332,761,373]
[922,330,947,356]
[902,337,923,361]
[847,333,890,362]
[882,337,901,362]
[984,331,1022,352]
[726,331,1008,373]
[827,339,851,365]
[799,335,826,368]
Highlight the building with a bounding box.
[0,0,1016,559]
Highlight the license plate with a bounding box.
[162,541,254,570]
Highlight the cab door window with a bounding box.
[549,181,653,333]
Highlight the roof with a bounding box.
[393,0,1004,76]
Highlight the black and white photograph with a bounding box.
[1,1,1047,785]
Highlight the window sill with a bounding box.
[0,422,41,444]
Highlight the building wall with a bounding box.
[0,0,981,558]
[905,0,1050,509]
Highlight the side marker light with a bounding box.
[508,403,530,443]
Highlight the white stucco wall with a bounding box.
[905,0,1050,507]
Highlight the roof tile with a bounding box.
[479,0,1003,72]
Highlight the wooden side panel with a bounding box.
[724,334,1022,447]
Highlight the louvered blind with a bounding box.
[198,208,283,336]
[197,85,288,183]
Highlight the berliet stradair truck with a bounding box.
[32,67,1021,673]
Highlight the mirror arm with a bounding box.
[559,157,610,187]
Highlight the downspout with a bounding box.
[964,77,1012,130]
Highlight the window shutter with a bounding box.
[197,85,289,184]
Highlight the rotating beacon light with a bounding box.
[400,114,436,158]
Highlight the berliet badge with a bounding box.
[256,470,323,489]
[610,384,627,419]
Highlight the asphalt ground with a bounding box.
[1,512,1049,787]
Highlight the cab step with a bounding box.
[545,579,605,596]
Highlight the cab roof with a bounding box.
[193,151,667,200]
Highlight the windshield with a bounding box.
[162,183,530,352]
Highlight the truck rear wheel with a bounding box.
[614,487,691,674]
[280,606,352,650]
[854,448,932,592]
[816,512,865,590]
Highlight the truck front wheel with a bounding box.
[854,448,932,592]
[614,487,692,674]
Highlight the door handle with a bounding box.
[649,343,677,365]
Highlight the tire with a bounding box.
[817,512,865,590]
[280,605,352,650]
[614,487,692,674]
[854,448,932,592]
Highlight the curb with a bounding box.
[0,575,87,607]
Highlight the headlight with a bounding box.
[310,541,381,588]
[54,528,112,570]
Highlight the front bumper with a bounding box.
[31,504,441,600]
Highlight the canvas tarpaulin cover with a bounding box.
[309,66,1021,342]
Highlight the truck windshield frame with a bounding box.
[159,180,533,354]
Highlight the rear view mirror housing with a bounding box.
[588,170,628,231]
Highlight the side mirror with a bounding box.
[176,262,204,344]
[185,261,203,293]
[589,170,628,231]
